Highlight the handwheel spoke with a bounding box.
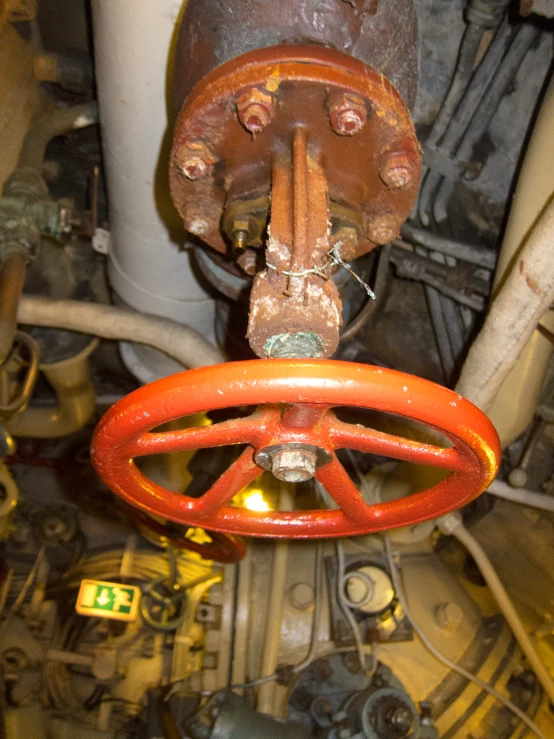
[315,456,373,523]
[129,417,261,458]
[329,419,464,472]
[189,447,261,518]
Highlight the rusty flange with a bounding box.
[169,45,421,260]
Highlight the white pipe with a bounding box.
[487,479,554,513]
[438,513,554,707]
[457,198,554,413]
[466,74,554,446]
[90,0,216,378]
[257,484,293,715]
[17,296,224,369]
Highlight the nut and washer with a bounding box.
[255,443,332,483]
[175,139,216,180]
[328,92,368,136]
[379,151,418,189]
[236,88,275,133]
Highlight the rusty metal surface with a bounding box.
[247,129,341,358]
[91,359,501,540]
[174,0,418,111]
[169,45,421,261]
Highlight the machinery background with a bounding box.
[0,0,551,738]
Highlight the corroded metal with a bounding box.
[169,45,421,260]
[247,129,342,358]
[91,360,501,540]
[173,0,419,110]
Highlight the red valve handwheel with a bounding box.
[91,360,500,539]
[126,507,246,564]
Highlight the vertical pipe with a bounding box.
[0,250,28,364]
[90,0,216,380]
[481,74,554,446]
[257,483,293,715]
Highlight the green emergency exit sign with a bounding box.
[76,579,141,622]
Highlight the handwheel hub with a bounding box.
[255,443,333,484]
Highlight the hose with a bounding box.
[487,479,554,513]
[438,513,554,708]
[383,534,547,739]
[17,296,224,370]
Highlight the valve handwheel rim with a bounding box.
[91,360,501,539]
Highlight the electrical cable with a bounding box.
[291,541,323,673]
[383,534,547,739]
[335,540,375,675]
[344,448,547,737]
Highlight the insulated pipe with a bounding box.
[257,484,292,715]
[90,0,216,380]
[439,513,554,707]
[462,74,554,446]
[456,198,554,414]
[487,479,554,513]
[17,296,224,369]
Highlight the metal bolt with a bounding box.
[433,601,463,632]
[386,706,413,734]
[328,93,368,136]
[379,151,418,189]
[272,448,317,483]
[236,88,275,133]
[176,139,215,180]
[237,247,258,276]
[367,213,401,245]
[232,229,249,252]
[289,582,315,611]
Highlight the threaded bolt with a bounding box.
[236,88,275,133]
[328,93,368,136]
[379,151,418,189]
[272,448,317,483]
[175,140,215,181]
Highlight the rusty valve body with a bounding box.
[169,3,421,358]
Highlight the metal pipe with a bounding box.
[6,340,98,438]
[418,18,513,224]
[487,479,554,513]
[433,23,540,223]
[438,513,554,707]
[257,483,293,715]
[17,102,98,171]
[425,23,485,148]
[0,249,29,363]
[400,224,496,269]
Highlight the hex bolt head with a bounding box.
[367,213,401,245]
[379,151,418,189]
[236,88,275,133]
[272,448,317,483]
[175,139,215,181]
[328,93,368,136]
